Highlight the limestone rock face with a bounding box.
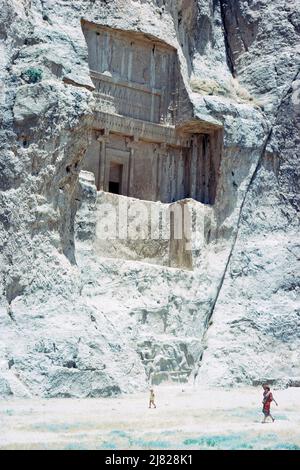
[0,0,299,397]
[197,0,300,387]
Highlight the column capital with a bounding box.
[97,128,110,143]
[126,136,139,150]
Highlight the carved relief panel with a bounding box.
[83,23,178,124]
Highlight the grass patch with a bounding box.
[109,430,128,438]
[190,76,262,108]
[129,438,171,449]
[190,78,224,96]
[31,422,72,432]
[64,442,86,450]
[183,433,251,449]
[273,443,300,450]
[183,433,281,450]
[98,441,117,449]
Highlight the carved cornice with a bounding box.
[93,111,185,147]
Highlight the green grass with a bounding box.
[183,433,281,450]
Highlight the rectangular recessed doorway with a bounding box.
[109,162,123,195]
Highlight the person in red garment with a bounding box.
[262,384,278,423]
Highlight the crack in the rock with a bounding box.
[203,130,272,336]
[219,0,236,76]
[235,5,253,55]
[201,68,300,359]
[7,303,16,322]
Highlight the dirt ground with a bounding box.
[0,385,299,450]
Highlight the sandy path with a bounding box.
[0,385,299,450]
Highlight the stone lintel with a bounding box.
[94,112,189,147]
[94,112,221,147]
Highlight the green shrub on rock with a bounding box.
[21,67,43,84]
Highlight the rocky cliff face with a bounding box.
[0,0,299,397]
[197,0,300,387]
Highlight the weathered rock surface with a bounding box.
[197,0,300,388]
[0,0,299,397]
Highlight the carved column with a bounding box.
[126,136,139,197]
[156,147,160,201]
[158,143,168,202]
[128,48,133,82]
[204,135,211,204]
[197,135,204,203]
[150,45,156,123]
[97,129,110,191]
[190,135,197,200]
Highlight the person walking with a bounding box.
[262,384,278,423]
[149,388,156,409]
